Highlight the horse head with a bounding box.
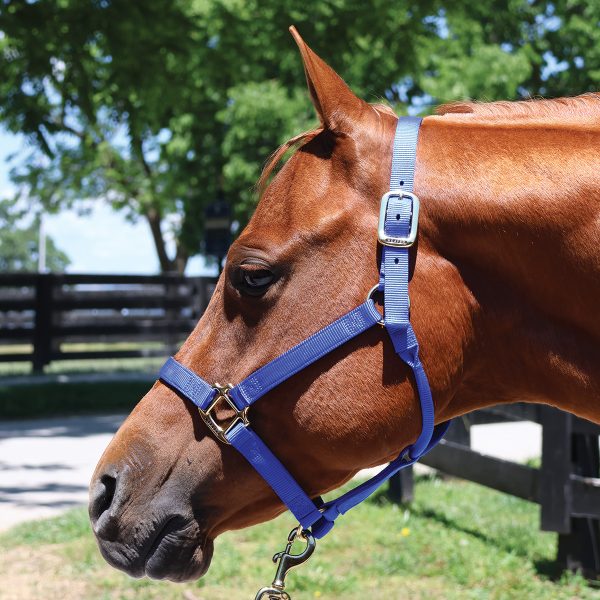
[89,29,495,582]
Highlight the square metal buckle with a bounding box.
[377,189,420,248]
[199,383,249,444]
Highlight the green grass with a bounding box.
[0,341,163,419]
[0,380,148,419]
[1,475,598,599]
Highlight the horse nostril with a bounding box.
[90,473,117,525]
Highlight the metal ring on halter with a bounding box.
[366,283,411,324]
[366,284,385,326]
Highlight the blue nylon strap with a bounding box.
[230,300,382,409]
[378,116,435,459]
[315,421,450,533]
[160,302,381,412]
[226,422,329,531]
[391,116,421,191]
[159,357,216,411]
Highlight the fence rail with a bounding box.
[0,272,217,371]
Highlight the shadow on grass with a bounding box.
[367,474,567,581]
[533,558,565,581]
[0,381,145,420]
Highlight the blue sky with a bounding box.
[0,128,213,275]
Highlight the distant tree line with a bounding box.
[0,198,69,272]
[0,0,598,273]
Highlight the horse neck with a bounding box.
[418,116,600,423]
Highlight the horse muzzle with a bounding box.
[89,462,213,582]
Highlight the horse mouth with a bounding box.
[143,518,214,581]
[95,516,214,582]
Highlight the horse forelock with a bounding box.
[256,127,323,196]
[257,103,396,196]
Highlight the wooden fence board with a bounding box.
[422,440,541,502]
[0,273,217,370]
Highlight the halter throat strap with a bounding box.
[158,116,450,539]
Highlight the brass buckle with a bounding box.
[377,189,420,247]
[199,383,249,444]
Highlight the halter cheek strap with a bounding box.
[159,116,450,540]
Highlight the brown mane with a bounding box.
[259,94,600,196]
[436,93,600,122]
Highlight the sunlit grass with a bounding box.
[1,475,597,599]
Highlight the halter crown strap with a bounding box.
[158,116,450,540]
[379,116,435,458]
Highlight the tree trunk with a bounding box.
[174,245,189,275]
[145,207,189,274]
[145,207,175,273]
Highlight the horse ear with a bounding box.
[289,26,369,133]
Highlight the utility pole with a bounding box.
[38,214,47,273]
[203,195,231,275]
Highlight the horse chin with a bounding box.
[95,518,214,583]
[143,533,214,582]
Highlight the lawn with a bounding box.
[0,380,147,419]
[0,475,597,600]
[0,341,163,419]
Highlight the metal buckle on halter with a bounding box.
[199,383,249,445]
[377,189,420,247]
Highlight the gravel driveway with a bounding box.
[0,414,124,530]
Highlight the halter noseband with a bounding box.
[159,116,450,541]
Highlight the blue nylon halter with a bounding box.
[159,116,450,539]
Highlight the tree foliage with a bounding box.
[0,1,597,272]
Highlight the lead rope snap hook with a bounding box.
[254,526,317,600]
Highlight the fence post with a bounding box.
[541,406,600,578]
[558,429,600,577]
[540,406,572,534]
[32,273,54,373]
[198,277,210,315]
[388,466,414,504]
[445,416,471,447]
[166,276,180,356]
[388,417,471,504]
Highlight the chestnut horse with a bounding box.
[90,29,600,583]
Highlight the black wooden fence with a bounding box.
[389,403,600,578]
[0,273,217,371]
[2,272,599,577]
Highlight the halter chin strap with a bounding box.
[159,116,450,540]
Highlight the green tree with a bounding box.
[0,199,70,272]
[0,1,596,273]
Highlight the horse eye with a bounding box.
[243,270,273,288]
[236,265,275,296]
